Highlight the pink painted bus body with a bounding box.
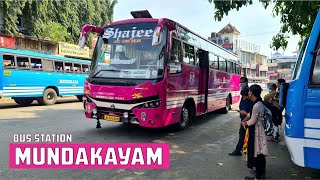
[83,16,241,128]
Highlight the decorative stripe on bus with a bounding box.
[3,90,44,93]
[305,129,320,139]
[3,86,45,90]
[167,90,199,93]
[3,93,43,96]
[58,86,83,88]
[305,118,320,129]
[59,89,83,92]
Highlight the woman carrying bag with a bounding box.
[242,84,268,180]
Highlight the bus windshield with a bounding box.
[91,22,166,79]
[292,37,309,80]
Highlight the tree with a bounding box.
[106,0,118,23]
[39,21,70,43]
[1,1,26,35]
[1,0,118,46]
[207,0,320,51]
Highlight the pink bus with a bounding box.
[79,10,241,130]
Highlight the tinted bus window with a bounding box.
[64,62,73,73]
[82,64,90,74]
[311,38,320,84]
[17,56,29,69]
[74,63,82,74]
[30,58,42,70]
[293,38,309,80]
[226,61,232,73]
[236,64,240,75]
[219,58,226,72]
[3,54,15,69]
[42,59,54,71]
[209,54,218,70]
[170,38,182,63]
[55,61,64,72]
[183,43,195,65]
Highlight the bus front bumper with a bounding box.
[85,100,164,128]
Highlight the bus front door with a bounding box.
[198,49,209,114]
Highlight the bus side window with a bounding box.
[183,42,195,65]
[82,64,89,74]
[170,38,182,63]
[311,39,320,84]
[226,61,232,73]
[219,58,226,72]
[2,54,15,69]
[74,63,82,74]
[30,58,42,71]
[54,61,64,72]
[17,56,30,70]
[42,59,54,72]
[64,62,73,73]
[236,64,240,75]
[209,53,218,70]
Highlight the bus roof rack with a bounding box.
[130,10,153,18]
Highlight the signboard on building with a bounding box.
[222,43,233,51]
[58,42,89,59]
[0,34,15,48]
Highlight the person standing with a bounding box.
[270,79,286,142]
[229,77,252,156]
[242,85,268,180]
[264,84,277,103]
[271,79,286,108]
[240,77,249,90]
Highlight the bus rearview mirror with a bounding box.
[79,34,86,49]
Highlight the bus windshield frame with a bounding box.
[90,22,167,80]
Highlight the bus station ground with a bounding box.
[0,97,320,179]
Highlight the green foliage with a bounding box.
[1,0,118,46]
[207,0,320,51]
[39,21,70,43]
[1,1,26,35]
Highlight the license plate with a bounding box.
[104,115,120,122]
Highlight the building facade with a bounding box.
[267,52,297,84]
[209,24,269,88]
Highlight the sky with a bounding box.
[113,0,300,58]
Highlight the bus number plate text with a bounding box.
[104,115,120,122]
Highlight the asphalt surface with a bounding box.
[0,99,319,179]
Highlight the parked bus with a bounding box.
[79,10,241,130]
[0,48,91,106]
[285,9,320,169]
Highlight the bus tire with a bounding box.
[175,104,193,131]
[37,88,57,105]
[76,95,83,101]
[14,98,33,106]
[221,95,231,114]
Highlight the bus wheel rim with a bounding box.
[47,93,53,100]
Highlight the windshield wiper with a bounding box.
[92,69,130,78]
[92,69,121,78]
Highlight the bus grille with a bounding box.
[96,107,135,118]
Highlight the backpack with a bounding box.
[262,101,283,126]
[260,105,275,136]
[279,83,290,109]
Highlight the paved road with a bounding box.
[0,100,319,179]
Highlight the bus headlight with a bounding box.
[140,100,161,108]
[92,108,97,114]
